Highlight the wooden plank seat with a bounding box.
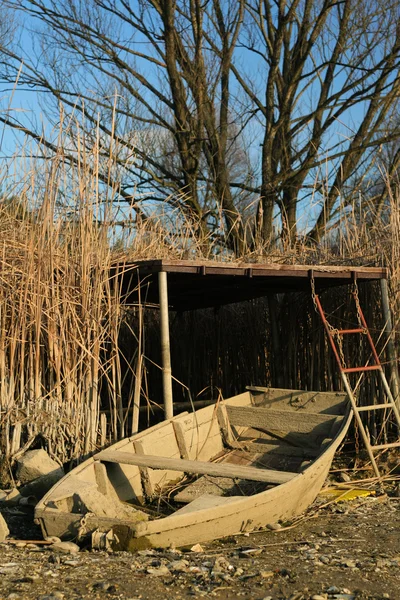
[225,405,343,434]
[95,450,298,485]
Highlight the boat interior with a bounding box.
[39,388,348,529]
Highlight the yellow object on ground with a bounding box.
[319,487,375,501]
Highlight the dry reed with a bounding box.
[0,114,399,477]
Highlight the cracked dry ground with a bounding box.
[0,495,399,600]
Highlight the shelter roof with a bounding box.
[116,259,387,311]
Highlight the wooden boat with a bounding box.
[35,387,351,550]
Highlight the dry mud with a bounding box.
[1,493,399,600]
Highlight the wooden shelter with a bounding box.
[115,260,392,421]
[117,260,387,311]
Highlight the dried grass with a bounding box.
[0,117,399,470]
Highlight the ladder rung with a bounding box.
[356,403,394,412]
[337,328,366,334]
[342,365,381,373]
[371,441,400,451]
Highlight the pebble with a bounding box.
[326,586,340,594]
[190,543,204,552]
[319,555,330,564]
[260,570,274,578]
[266,522,282,530]
[146,565,171,577]
[45,536,61,544]
[48,554,61,564]
[213,556,234,573]
[311,595,327,600]
[50,541,80,554]
[89,582,117,592]
[168,559,189,572]
[341,559,357,568]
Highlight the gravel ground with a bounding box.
[0,492,399,600]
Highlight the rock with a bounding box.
[146,565,171,577]
[90,582,117,592]
[326,586,340,594]
[50,541,80,554]
[341,558,357,568]
[0,510,10,541]
[190,543,204,552]
[168,559,189,573]
[319,555,330,564]
[19,471,66,501]
[16,449,64,485]
[266,522,282,530]
[213,556,233,572]
[45,536,61,544]
[260,570,274,579]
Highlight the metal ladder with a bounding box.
[310,273,400,478]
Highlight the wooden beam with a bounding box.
[380,279,400,407]
[126,259,387,280]
[225,406,341,434]
[95,451,298,484]
[158,271,173,419]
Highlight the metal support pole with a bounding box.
[158,271,173,419]
[380,278,400,407]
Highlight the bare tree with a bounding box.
[1,0,400,252]
[0,0,249,252]
[236,0,400,245]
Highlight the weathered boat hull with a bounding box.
[35,388,351,549]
